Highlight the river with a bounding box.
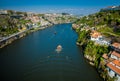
[0,23,102,81]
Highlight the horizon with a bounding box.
[0,0,120,15]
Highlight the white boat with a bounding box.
[56,45,62,53]
[57,45,62,49]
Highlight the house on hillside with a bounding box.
[111,43,120,52]
[110,51,120,60]
[90,30,102,41]
[72,24,80,29]
[0,10,8,15]
[102,53,109,65]
[101,42,120,81]
[90,31,110,45]
[107,59,120,81]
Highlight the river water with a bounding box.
[0,23,102,81]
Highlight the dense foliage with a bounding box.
[84,41,108,67]
[77,30,90,45]
[0,15,18,36]
[74,9,120,81]
[75,10,120,38]
[0,10,77,38]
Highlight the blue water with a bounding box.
[0,23,102,81]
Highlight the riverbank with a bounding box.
[0,23,102,81]
[0,32,26,48]
[0,22,72,48]
[72,8,120,81]
[0,9,77,48]
[75,30,109,81]
[0,24,53,48]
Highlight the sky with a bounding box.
[0,0,120,15]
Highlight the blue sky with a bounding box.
[0,0,120,15]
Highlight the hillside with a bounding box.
[0,10,76,40]
[73,6,120,81]
[74,6,120,42]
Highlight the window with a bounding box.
[115,73,117,77]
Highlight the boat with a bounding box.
[57,45,62,50]
[56,45,62,53]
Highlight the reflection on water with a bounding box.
[0,23,102,81]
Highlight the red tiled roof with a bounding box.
[91,31,101,38]
[107,60,120,75]
[111,51,120,58]
[112,60,120,67]
[102,54,108,59]
[112,42,120,49]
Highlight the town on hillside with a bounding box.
[72,5,120,81]
[0,5,120,81]
[0,10,76,48]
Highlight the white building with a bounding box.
[90,31,110,45]
[40,18,50,26]
[107,60,120,81]
[90,30,102,41]
[112,43,120,52]
[110,51,120,61]
[0,10,8,14]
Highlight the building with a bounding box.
[0,10,8,14]
[103,54,109,59]
[90,30,102,41]
[90,31,110,45]
[107,60,120,81]
[72,24,80,29]
[106,42,120,81]
[110,51,120,60]
[102,53,109,65]
[111,43,120,52]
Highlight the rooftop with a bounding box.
[102,53,108,59]
[112,42,120,49]
[107,60,120,75]
[111,51,120,58]
[91,30,101,38]
[112,60,120,67]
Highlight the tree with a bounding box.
[7,10,14,15]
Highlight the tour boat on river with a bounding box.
[56,45,62,53]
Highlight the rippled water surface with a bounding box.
[0,24,102,81]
